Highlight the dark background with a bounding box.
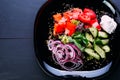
[0,0,120,80]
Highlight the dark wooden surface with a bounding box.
[0,0,120,80]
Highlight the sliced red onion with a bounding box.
[47,40,83,71]
[63,44,76,60]
[76,23,84,31]
[60,60,83,71]
[52,50,68,64]
[47,40,54,50]
[52,43,64,54]
[68,43,82,56]
[47,40,62,51]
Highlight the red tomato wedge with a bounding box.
[83,8,96,19]
[72,8,83,13]
[72,8,83,19]
[78,14,91,23]
[53,13,62,22]
[65,22,76,36]
[53,23,65,35]
[63,13,71,22]
[90,19,101,30]
[63,11,73,21]
[63,8,83,21]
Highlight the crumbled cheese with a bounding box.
[100,15,117,34]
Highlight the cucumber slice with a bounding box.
[102,45,110,52]
[95,38,109,45]
[84,48,100,60]
[98,31,108,38]
[87,42,93,48]
[85,33,94,42]
[87,56,94,61]
[101,39,109,45]
[94,44,106,58]
[89,27,98,38]
[95,38,102,45]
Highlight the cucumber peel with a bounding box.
[89,27,98,38]
[102,45,110,52]
[98,31,108,38]
[94,44,106,58]
[85,32,94,42]
[84,48,100,60]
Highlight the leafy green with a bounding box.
[72,32,89,46]
[73,39,85,51]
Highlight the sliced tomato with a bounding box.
[78,14,91,23]
[83,8,96,19]
[96,25,101,31]
[89,19,98,25]
[65,22,76,36]
[63,14,71,22]
[71,12,79,19]
[53,23,65,35]
[89,19,101,30]
[72,8,83,14]
[53,13,62,22]
[72,8,83,19]
[63,11,73,21]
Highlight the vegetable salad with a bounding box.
[47,8,117,71]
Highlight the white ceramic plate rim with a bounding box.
[43,61,112,78]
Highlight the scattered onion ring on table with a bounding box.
[47,7,117,71]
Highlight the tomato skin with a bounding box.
[53,22,77,36]
[83,18,101,30]
[63,14,70,22]
[72,8,83,13]
[95,24,101,31]
[63,11,72,22]
[65,22,76,36]
[83,8,96,19]
[78,14,91,23]
[72,8,83,19]
[78,8,97,23]
[53,23,66,35]
[53,13,62,22]
[89,19,101,30]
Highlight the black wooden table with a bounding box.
[0,0,120,80]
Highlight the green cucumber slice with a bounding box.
[98,31,108,38]
[89,27,98,38]
[94,44,106,58]
[102,45,110,52]
[85,33,94,42]
[84,48,100,60]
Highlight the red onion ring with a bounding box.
[47,39,62,51]
[47,40,83,70]
[63,44,76,60]
[60,60,83,71]
[68,43,82,56]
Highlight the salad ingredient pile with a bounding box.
[47,7,117,70]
